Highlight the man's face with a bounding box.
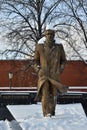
[45,30,54,42]
[46,32,54,41]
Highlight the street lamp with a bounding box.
[9,72,13,90]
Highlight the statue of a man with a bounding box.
[34,26,68,117]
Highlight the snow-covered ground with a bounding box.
[0,103,87,130]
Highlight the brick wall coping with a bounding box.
[69,86,87,89]
[0,87,37,90]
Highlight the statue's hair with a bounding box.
[45,29,55,36]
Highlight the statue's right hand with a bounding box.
[33,64,40,73]
[36,65,40,72]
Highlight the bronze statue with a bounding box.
[34,26,68,117]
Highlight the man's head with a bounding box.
[45,23,55,39]
[44,24,55,47]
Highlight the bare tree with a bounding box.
[53,0,87,63]
[0,0,61,59]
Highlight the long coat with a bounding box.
[34,41,67,100]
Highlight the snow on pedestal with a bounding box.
[7,103,87,130]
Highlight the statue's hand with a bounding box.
[36,65,40,72]
[33,64,40,73]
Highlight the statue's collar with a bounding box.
[44,40,56,50]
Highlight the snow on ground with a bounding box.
[3,103,86,130]
[0,119,22,130]
[0,120,10,130]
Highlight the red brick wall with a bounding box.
[0,60,37,87]
[61,61,87,86]
[0,60,87,88]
